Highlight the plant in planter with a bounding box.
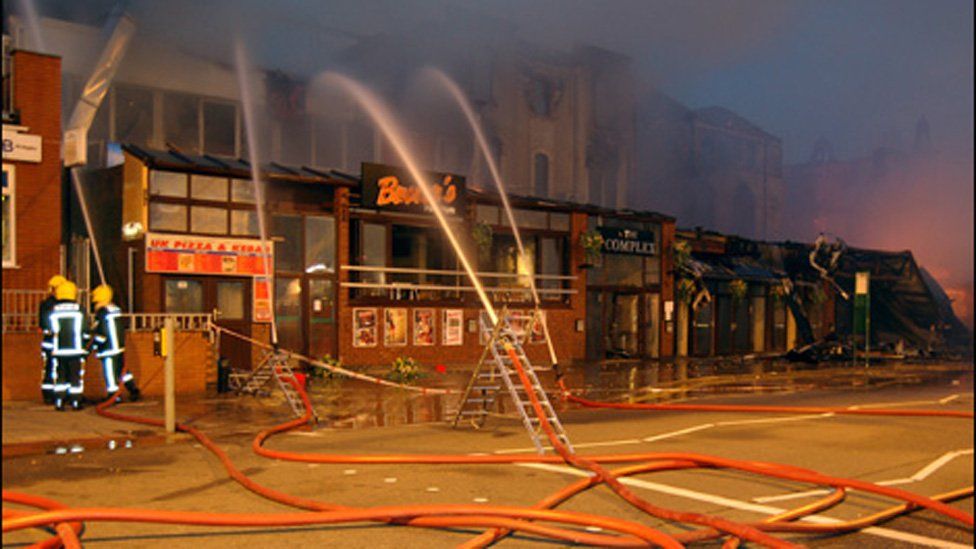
[578,229,604,267]
[729,279,748,302]
[770,283,785,303]
[472,221,493,260]
[387,356,424,386]
[676,278,696,304]
[673,240,691,272]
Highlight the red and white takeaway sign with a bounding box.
[145,232,273,277]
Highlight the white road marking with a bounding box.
[517,463,970,549]
[939,394,961,404]
[426,486,440,493]
[714,413,834,427]
[911,449,974,481]
[495,438,642,454]
[643,424,715,442]
[473,497,489,503]
[384,477,397,483]
[343,469,357,475]
[754,449,974,503]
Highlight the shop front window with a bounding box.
[693,301,713,357]
[771,299,787,351]
[305,216,335,274]
[164,279,204,312]
[149,170,256,236]
[216,281,245,320]
[149,202,187,232]
[273,214,303,272]
[275,277,303,352]
[190,206,228,234]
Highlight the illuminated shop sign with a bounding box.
[145,232,273,276]
[361,162,465,215]
[598,227,656,256]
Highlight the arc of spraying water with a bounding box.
[233,39,278,346]
[317,73,498,326]
[421,68,559,366]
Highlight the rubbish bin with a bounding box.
[217,357,230,393]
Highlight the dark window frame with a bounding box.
[147,170,258,236]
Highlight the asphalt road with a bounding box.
[3,374,973,548]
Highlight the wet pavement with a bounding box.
[2,362,973,547]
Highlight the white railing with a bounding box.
[341,265,576,300]
[2,289,90,333]
[2,289,211,334]
[124,313,214,332]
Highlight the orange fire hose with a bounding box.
[3,357,973,548]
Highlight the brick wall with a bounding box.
[2,331,212,401]
[4,51,63,290]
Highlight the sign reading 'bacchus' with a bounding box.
[361,162,465,215]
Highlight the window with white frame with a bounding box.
[2,163,15,267]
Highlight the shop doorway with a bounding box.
[586,290,660,360]
[163,276,252,371]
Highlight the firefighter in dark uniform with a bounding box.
[90,284,140,402]
[39,275,67,404]
[48,281,89,411]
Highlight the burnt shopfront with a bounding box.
[584,211,676,361]
[337,164,588,368]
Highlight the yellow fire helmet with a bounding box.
[92,284,113,307]
[47,275,67,291]
[54,281,78,301]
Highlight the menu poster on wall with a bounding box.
[253,277,273,323]
[146,232,273,276]
[479,310,492,345]
[529,310,546,344]
[352,308,378,348]
[413,309,435,346]
[509,310,529,342]
[384,308,407,347]
[442,309,463,346]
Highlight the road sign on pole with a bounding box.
[854,271,870,367]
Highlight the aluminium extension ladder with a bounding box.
[451,310,573,454]
[237,349,317,422]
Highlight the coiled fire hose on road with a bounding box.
[3,352,973,547]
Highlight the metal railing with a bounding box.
[2,289,90,333]
[341,265,576,301]
[124,313,214,332]
[2,289,211,334]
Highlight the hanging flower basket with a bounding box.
[809,286,827,305]
[676,278,696,304]
[579,230,604,268]
[472,221,493,260]
[729,279,748,302]
[673,240,691,271]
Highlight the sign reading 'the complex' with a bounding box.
[361,162,465,215]
[598,227,657,256]
[145,232,274,276]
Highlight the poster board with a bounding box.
[352,308,377,348]
[442,309,463,346]
[413,308,435,346]
[384,308,407,346]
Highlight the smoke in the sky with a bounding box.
[8,0,973,322]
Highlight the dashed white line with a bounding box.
[643,423,715,442]
[517,462,970,549]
